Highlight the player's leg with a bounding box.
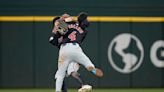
[71,72,85,86]
[61,80,67,92]
[61,62,80,92]
[67,62,92,92]
[74,47,103,77]
[67,62,85,86]
[56,44,79,92]
[55,59,70,92]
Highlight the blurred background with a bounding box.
[0,0,164,90]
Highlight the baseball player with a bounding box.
[49,14,92,92]
[50,12,103,92]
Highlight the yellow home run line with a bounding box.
[0,16,164,22]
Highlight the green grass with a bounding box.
[0,88,164,92]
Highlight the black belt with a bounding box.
[62,42,77,46]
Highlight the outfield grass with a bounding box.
[0,88,164,92]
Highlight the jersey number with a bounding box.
[68,31,77,41]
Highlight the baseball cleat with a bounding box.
[78,85,92,92]
[95,68,103,77]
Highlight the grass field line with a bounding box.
[0,88,164,92]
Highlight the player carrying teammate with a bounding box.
[50,12,103,92]
[49,13,92,92]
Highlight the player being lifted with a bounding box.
[49,12,103,92]
[49,13,92,92]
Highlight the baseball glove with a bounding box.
[57,20,68,35]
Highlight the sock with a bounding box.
[91,69,96,75]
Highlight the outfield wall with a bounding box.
[0,0,164,88]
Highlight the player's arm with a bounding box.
[49,32,61,47]
[49,17,62,47]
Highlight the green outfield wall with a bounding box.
[0,0,164,88]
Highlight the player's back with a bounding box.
[61,21,88,45]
